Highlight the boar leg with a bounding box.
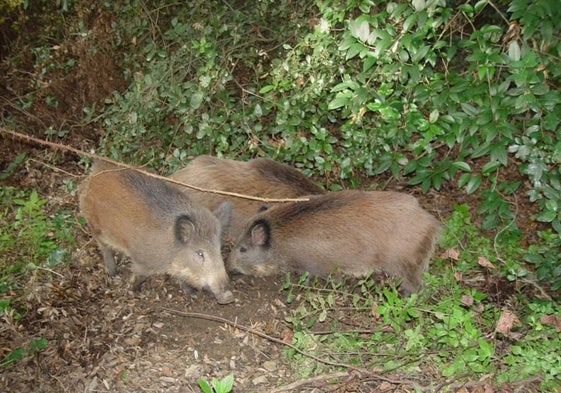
[132,275,148,292]
[179,280,196,296]
[99,244,117,276]
[399,274,421,297]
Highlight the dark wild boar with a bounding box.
[170,155,325,242]
[228,190,441,295]
[79,160,234,304]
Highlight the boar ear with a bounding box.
[213,202,232,234]
[257,204,269,213]
[175,215,195,244]
[250,220,270,247]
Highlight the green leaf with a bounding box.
[403,14,417,32]
[545,199,558,212]
[465,175,482,194]
[29,338,48,353]
[215,374,234,393]
[458,173,471,188]
[474,0,488,12]
[190,93,204,110]
[460,103,479,116]
[481,160,501,175]
[331,81,360,92]
[328,91,352,110]
[197,379,213,393]
[452,161,471,172]
[349,19,370,42]
[429,109,439,123]
[411,45,430,64]
[536,210,557,223]
[259,85,275,94]
[363,55,376,72]
[1,347,25,366]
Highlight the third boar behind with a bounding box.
[169,155,325,243]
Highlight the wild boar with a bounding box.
[79,159,234,304]
[169,155,325,243]
[228,190,441,295]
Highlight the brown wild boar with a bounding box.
[169,155,325,243]
[79,160,234,304]
[228,190,441,295]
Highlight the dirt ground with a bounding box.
[0,9,551,392]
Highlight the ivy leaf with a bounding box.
[536,210,557,223]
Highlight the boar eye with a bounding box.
[239,246,247,253]
[197,250,205,261]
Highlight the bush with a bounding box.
[97,0,560,287]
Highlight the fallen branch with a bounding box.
[0,127,309,203]
[160,308,359,370]
[161,308,422,392]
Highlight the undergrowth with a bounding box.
[0,180,75,366]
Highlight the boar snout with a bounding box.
[213,288,235,304]
[201,268,235,304]
[203,281,234,304]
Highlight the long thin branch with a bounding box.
[160,308,360,371]
[161,308,421,391]
[1,127,309,203]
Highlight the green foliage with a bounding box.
[0,186,75,295]
[0,338,48,367]
[0,153,26,180]
[0,184,73,368]
[525,230,561,291]
[0,0,24,24]
[197,374,234,393]
[0,0,78,51]
[98,0,318,173]
[499,300,561,389]
[0,0,559,388]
